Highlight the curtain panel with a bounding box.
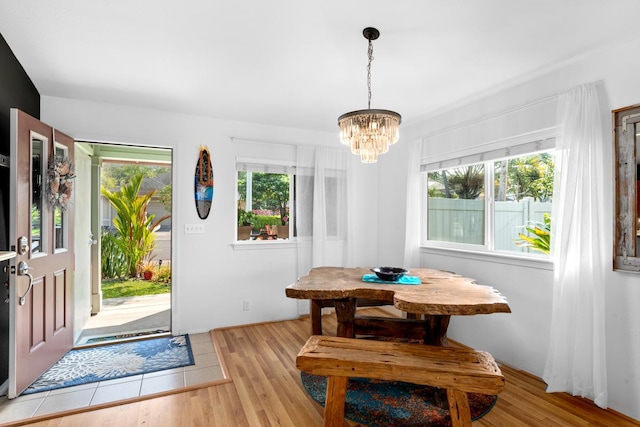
[295,146,351,284]
[543,83,607,408]
[403,140,422,268]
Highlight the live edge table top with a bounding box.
[285,267,511,316]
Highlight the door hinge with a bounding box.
[0,154,8,168]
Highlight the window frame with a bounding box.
[234,158,296,247]
[421,141,555,259]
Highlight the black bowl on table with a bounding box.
[370,267,408,282]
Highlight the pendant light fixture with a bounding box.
[338,27,401,163]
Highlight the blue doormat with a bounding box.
[23,335,194,395]
[301,371,497,427]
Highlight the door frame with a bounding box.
[74,141,174,344]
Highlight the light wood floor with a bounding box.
[14,308,640,427]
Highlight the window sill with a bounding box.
[420,245,553,270]
[232,240,297,251]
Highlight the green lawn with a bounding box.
[101,278,171,299]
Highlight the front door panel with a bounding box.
[9,109,74,398]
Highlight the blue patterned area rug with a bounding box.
[301,372,497,427]
[23,335,194,395]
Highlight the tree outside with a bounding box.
[428,154,554,202]
[102,163,170,189]
[495,153,554,202]
[238,171,290,225]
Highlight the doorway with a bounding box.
[73,142,173,346]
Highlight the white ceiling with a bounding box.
[3,1,640,133]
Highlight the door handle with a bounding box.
[17,261,34,306]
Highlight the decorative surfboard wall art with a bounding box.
[194,145,214,219]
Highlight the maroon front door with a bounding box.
[8,109,75,398]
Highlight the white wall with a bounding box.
[421,251,554,375]
[41,97,380,336]
[377,38,640,420]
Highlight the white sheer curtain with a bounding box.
[403,140,422,269]
[543,83,607,408]
[296,146,350,281]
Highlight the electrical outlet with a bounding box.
[243,300,250,311]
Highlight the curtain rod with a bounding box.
[229,136,298,148]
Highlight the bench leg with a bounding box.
[446,389,472,427]
[323,376,348,427]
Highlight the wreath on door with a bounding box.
[47,156,75,211]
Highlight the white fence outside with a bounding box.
[427,198,551,253]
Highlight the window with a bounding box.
[236,162,294,241]
[424,148,554,255]
[427,163,485,245]
[295,172,345,239]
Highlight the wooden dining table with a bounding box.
[285,266,511,346]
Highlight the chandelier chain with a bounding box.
[367,39,374,110]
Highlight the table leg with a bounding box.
[424,315,451,346]
[310,300,323,335]
[334,298,357,338]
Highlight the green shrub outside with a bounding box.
[237,209,257,226]
[101,228,127,279]
[155,265,171,283]
[253,215,280,229]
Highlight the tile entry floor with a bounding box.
[0,332,225,425]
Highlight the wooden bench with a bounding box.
[296,336,505,427]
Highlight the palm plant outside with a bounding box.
[516,213,551,254]
[428,154,554,202]
[101,174,170,278]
